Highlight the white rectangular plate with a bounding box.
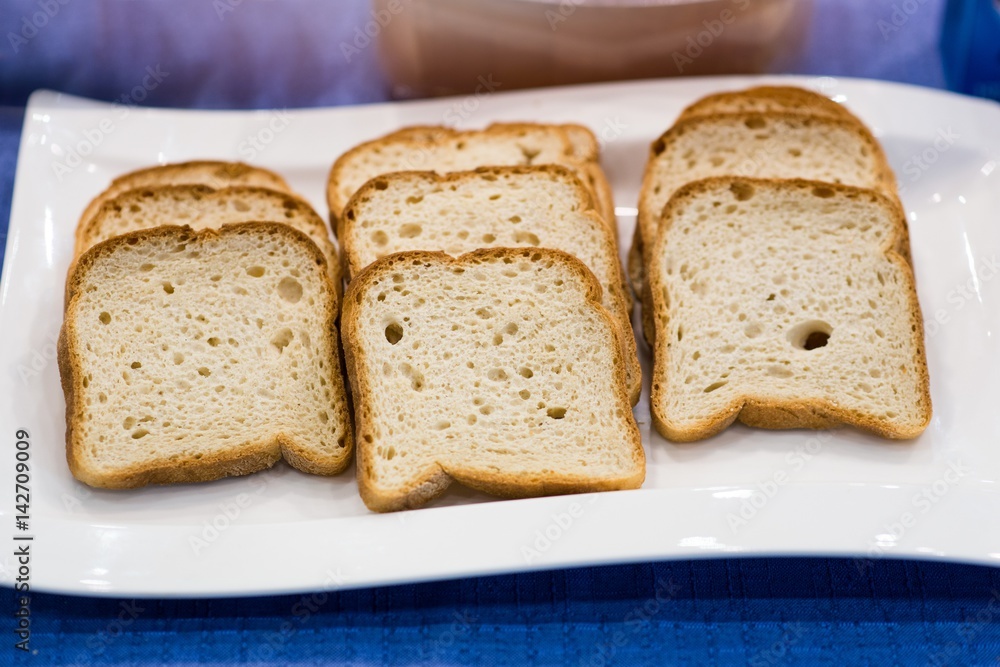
[2,76,999,598]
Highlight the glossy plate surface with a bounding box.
[1,77,998,597]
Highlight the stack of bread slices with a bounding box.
[635,86,931,441]
[329,122,643,511]
[60,125,646,512]
[60,161,353,488]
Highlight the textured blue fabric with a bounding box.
[2,559,1000,665]
[3,1,998,665]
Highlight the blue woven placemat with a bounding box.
[2,558,1000,665]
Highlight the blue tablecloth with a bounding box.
[3,0,999,664]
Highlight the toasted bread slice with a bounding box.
[60,223,352,488]
[649,178,930,441]
[77,161,291,248]
[76,185,341,302]
[676,85,866,126]
[328,124,616,238]
[342,248,644,512]
[341,166,640,403]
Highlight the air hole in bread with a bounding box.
[270,328,294,353]
[546,407,566,419]
[162,281,174,294]
[514,231,540,246]
[247,266,265,277]
[488,368,508,381]
[131,429,149,440]
[744,323,763,338]
[744,117,767,129]
[811,186,835,199]
[730,182,755,201]
[482,233,496,243]
[399,224,422,238]
[99,312,111,325]
[703,381,727,393]
[787,320,832,350]
[198,367,211,377]
[277,277,303,303]
[373,179,388,191]
[140,263,155,272]
[385,322,403,345]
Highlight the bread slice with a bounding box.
[648,178,930,441]
[633,111,901,341]
[59,223,352,488]
[677,86,865,126]
[341,166,640,403]
[328,124,616,237]
[76,185,342,301]
[342,248,644,512]
[77,161,291,247]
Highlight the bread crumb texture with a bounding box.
[63,224,351,487]
[343,248,643,511]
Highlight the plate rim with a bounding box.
[3,74,1000,598]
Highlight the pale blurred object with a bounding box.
[373,0,813,98]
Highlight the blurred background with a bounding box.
[1,0,997,109]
